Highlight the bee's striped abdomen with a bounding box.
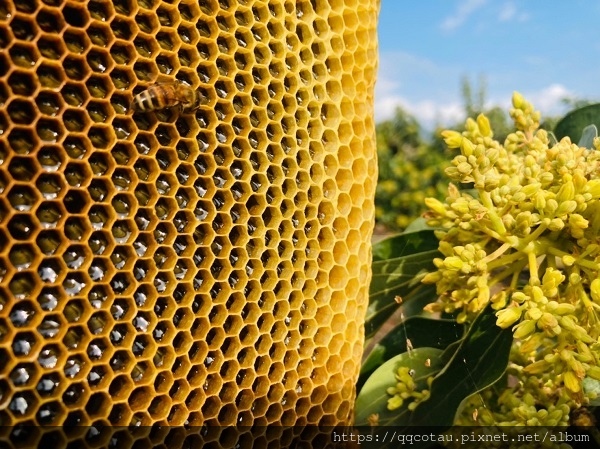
[131,84,179,113]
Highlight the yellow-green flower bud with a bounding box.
[573,171,587,191]
[548,218,564,231]
[425,197,448,216]
[512,91,525,109]
[465,117,478,133]
[590,279,600,303]
[520,333,543,353]
[496,306,522,328]
[502,214,516,231]
[521,183,541,197]
[526,307,543,320]
[486,148,499,164]
[545,199,559,214]
[444,256,465,271]
[445,166,460,179]
[441,130,463,149]
[449,199,470,215]
[538,312,559,330]
[524,359,550,374]
[559,315,577,331]
[569,273,581,284]
[557,200,577,215]
[421,271,442,284]
[586,366,600,381]
[554,303,576,315]
[568,359,586,378]
[557,180,575,203]
[540,172,554,185]
[561,255,576,267]
[476,114,492,137]
[569,214,588,230]
[534,191,546,211]
[513,320,536,339]
[531,286,545,303]
[512,292,528,303]
[573,325,595,343]
[563,371,581,393]
[586,179,600,199]
[387,395,404,411]
[457,162,473,175]
[461,138,475,157]
[512,192,527,203]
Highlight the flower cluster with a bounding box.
[423,93,600,425]
[387,367,432,411]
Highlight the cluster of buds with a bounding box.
[422,93,600,424]
[387,367,432,411]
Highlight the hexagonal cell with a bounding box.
[38,258,63,284]
[35,201,63,227]
[110,17,133,40]
[87,49,112,74]
[10,16,37,41]
[7,185,39,212]
[86,76,112,99]
[63,136,91,161]
[7,71,36,97]
[133,35,158,59]
[10,43,37,73]
[60,83,87,109]
[134,11,159,34]
[110,68,133,91]
[62,31,87,56]
[64,216,91,242]
[63,56,89,81]
[37,63,64,89]
[88,0,114,22]
[62,110,87,134]
[37,35,66,60]
[36,401,64,425]
[132,60,157,82]
[35,173,63,200]
[36,230,61,255]
[63,189,89,214]
[35,92,63,119]
[8,392,38,420]
[12,331,40,357]
[36,8,65,33]
[62,3,89,27]
[8,214,38,241]
[37,314,64,339]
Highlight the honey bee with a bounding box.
[131,80,200,113]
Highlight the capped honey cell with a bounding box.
[0,0,379,446]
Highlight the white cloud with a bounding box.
[498,2,529,22]
[498,2,516,21]
[525,84,572,115]
[375,51,465,127]
[375,92,464,129]
[441,0,487,31]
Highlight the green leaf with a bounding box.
[578,124,598,149]
[403,217,441,233]
[554,103,600,144]
[355,347,445,427]
[583,377,600,405]
[372,229,440,262]
[359,317,464,392]
[408,306,513,426]
[366,230,440,340]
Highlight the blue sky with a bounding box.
[375,0,600,127]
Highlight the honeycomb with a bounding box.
[0,0,379,446]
